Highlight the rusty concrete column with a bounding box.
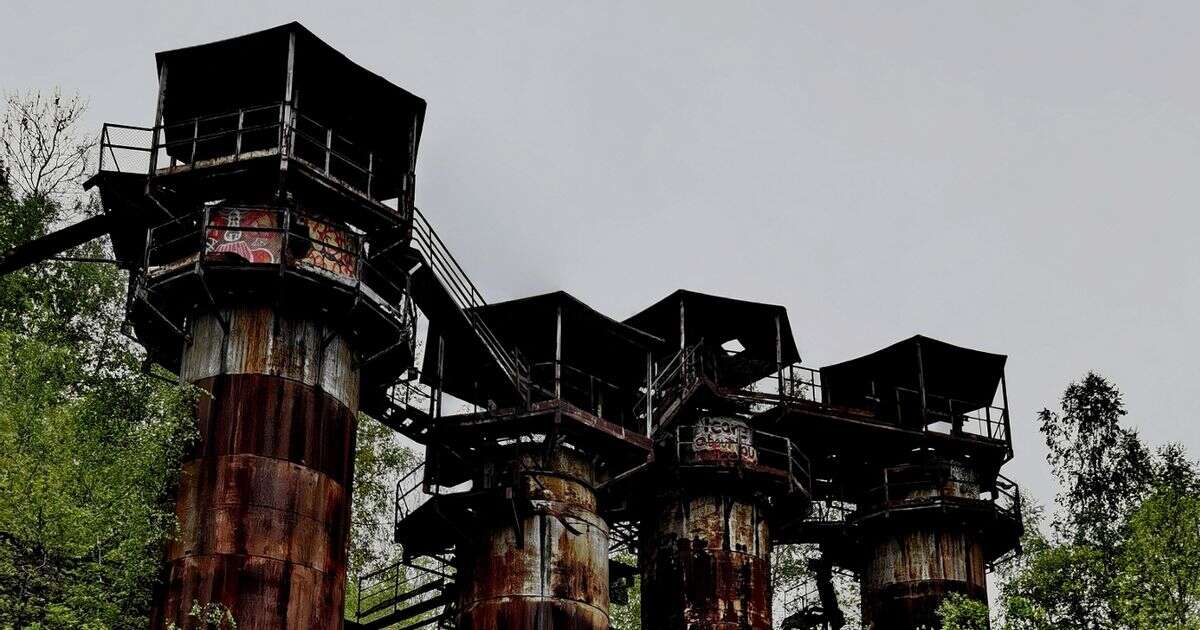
[642,492,773,629]
[859,459,987,630]
[642,415,774,630]
[457,448,610,630]
[152,306,360,629]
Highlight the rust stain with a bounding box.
[152,308,359,630]
[859,460,989,630]
[642,493,773,630]
[457,449,610,630]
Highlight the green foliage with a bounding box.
[1113,483,1200,628]
[0,156,197,627]
[993,373,1200,630]
[348,417,418,577]
[343,417,418,618]
[938,593,991,630]
[609,552,641,630]
[165,601,237,629]
[1040,372,1153,552]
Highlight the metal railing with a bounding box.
[804,498,856,525]
[739,363,823,404]
[633,341,1010,450]
[98,123,154,173]
[387,369,435,417]
[528,360,631,422]
[859,466,1022,524]
[993,473,1021,522]
[633,342,707,432]
[674,425,811,495]
[354,554,453,628]
[394,461,432,527]
[154,103,284,169]
[781,579,823,618]
[292,111,382,198]
[97,102,397,206]
[138,206,417,358]
[410,207,529,403]
[892,387,1009,443]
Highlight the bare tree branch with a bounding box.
[1,89,96,201]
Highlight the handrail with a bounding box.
[805,499,856,525]
[144,206,413,302]
[858,467,1022,524]
[137,206,418,366]
[782,579,823,616]
[673,425,811,495]
[409,207,528,400]
[354,553,453,626]
[892,386,1009,443]
[633,341,706,431]
[394,460,430,527]
[97,102,396,206]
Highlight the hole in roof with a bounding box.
[721,339,746,354]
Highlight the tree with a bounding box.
[609,552,642,630]
[0,97,197,627]
[0,90,94,201]
[1035,372,1153,627]
[1113,479,1200,628]
[992,375,1200,630]
[343,417,419,618]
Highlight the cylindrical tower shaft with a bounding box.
[152,306,360,629]
[457,449,610,630]
[642,492,773,630]
[859,459,988,630]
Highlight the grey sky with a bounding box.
[5,1,1199,506]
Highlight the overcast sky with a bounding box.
[5,1,1199,505]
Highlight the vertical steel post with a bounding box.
[147,62,168,186]
[555,305,563,400]
[324,128,333,174]
[645,350,654,435]
[367,152,374,199]
[1001,372,1011,443]
[235,109,244,158]
[435,334,445,419]
[190,118,199,164]
[775,314,784,397]
[277,31,297,199]
[915,338,927,423]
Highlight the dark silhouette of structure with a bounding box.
[0,23,1021,630]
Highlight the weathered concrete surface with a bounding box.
[457,449,610,630]
[642,492,773,630]
[151,308,358,629]
[859,460,988,630]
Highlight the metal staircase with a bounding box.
[349,554,457,630]
[406,208,529,405]
[376,373,438,442]
[780,561,847,630]
[634,342,706,434]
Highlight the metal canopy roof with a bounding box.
[424,290,663,404]
[821,335,1007,412]
[624,289,801,389]
[154,22,426,185]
